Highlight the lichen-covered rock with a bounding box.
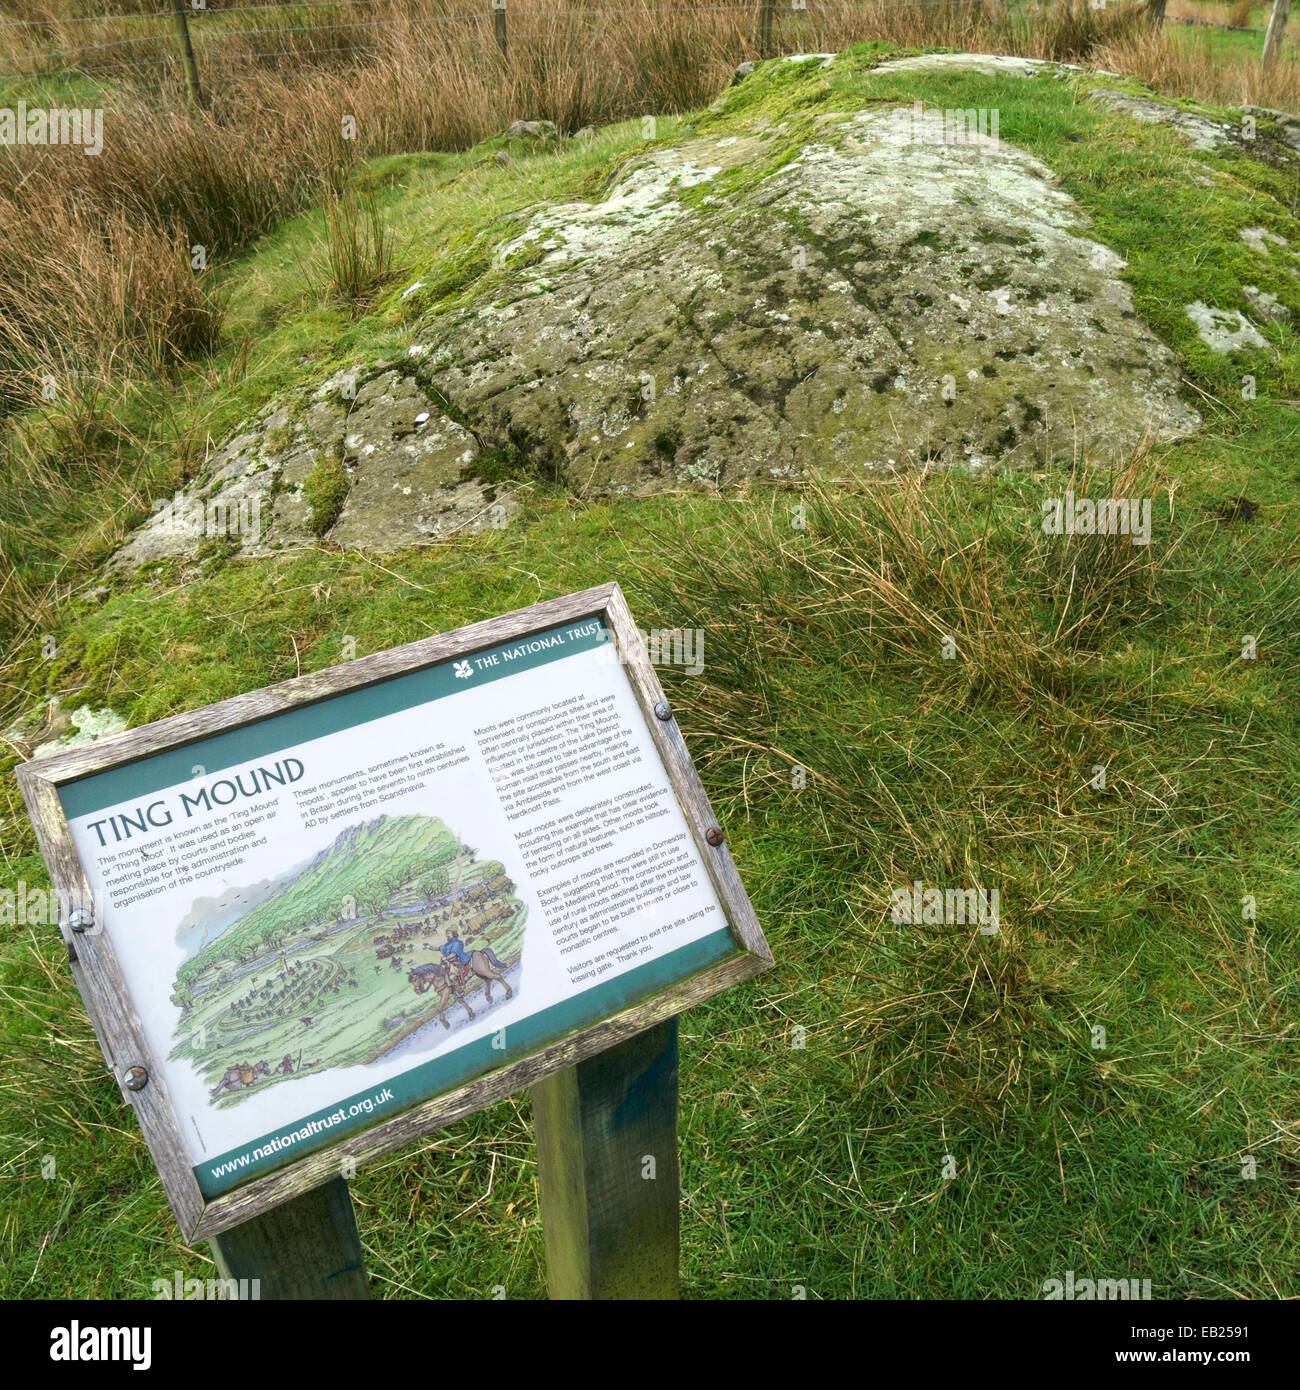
[1185,301,1269,354]
[329,371,508,549]
[109,52,1252,571]
[109,371,514,570]
[1241,226,1289,255]
[1087,88,1300,167]
[875,52,1061,80]
[410,109,1199,490]
[505,119,559,140]
[1088,89,1240,153]
[3,697,127,759]
[1243,285,1291,323]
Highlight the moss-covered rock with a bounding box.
[411,105,1199,491]
[102,46,1300,567]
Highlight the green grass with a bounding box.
[1,48,1298,1299]
[1168,24,1287,64]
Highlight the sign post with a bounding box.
[209,1177,371,1300]
[532,1015,681,1299]
[18,583,770,1298]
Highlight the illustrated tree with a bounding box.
[419,866,450,903]
[170,979,193,1016]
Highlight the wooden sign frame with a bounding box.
[18,583,771,1243]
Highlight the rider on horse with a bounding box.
[441,928,472,987]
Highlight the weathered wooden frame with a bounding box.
[17,582,772,1242]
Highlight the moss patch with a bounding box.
[302,456,350,536]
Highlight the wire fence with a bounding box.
[2,6,691,74]
[0,0,1291,91]
[0,0,927,92]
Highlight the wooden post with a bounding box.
[758,0,774,60]
[1146,0,1167,24]
[169,0,204,106]
[1263,0,1292,73]
[209,1177,370,1299]
[492,0,507,59]
[532,1016,680,1299]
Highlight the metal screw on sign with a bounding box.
[122,1066,149,1092]
[654,701,673,721]
[67,907,93,933]
[705,827,725,847]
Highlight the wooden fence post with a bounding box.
[209,1176,371,1300]
[169,0,204,106]
[1263,0,1292,73]
[758,0,775,60]
[1146,0,1168,24]
[492,0,508,59]
[532,1016,680,1300]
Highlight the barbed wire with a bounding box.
[0,2,835,63]
[0,0,1015,27]
[0,48,439,85]
[3,0,1269,77]
[0,7,176,26]
[0,0,771,27]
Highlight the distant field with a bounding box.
[1166,3,1296,64]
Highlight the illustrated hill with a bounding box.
[175,814,460,986]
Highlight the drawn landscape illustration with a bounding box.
[167,814,526,1107]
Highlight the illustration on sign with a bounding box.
[168,814,526,1107]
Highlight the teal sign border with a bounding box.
[49,613,738,1197]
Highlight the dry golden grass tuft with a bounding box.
[1098,21,1300,110]
[0,0,1166,404]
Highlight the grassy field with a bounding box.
[1,46,1298,1299]
[1166,18,1296,66]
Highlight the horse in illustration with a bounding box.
[407,948,513,1029]
[458,947,513,1003]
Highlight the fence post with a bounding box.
[1146,0,1167,24]
[492,0,507,59]
[208,1176,370,1300]
[758,0,774,60]
[169,0,204,106]
[1263,0,1292,73]
[531,1016,680,1299]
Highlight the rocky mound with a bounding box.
[110,49,1300,570]
[412,108,1197,495]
